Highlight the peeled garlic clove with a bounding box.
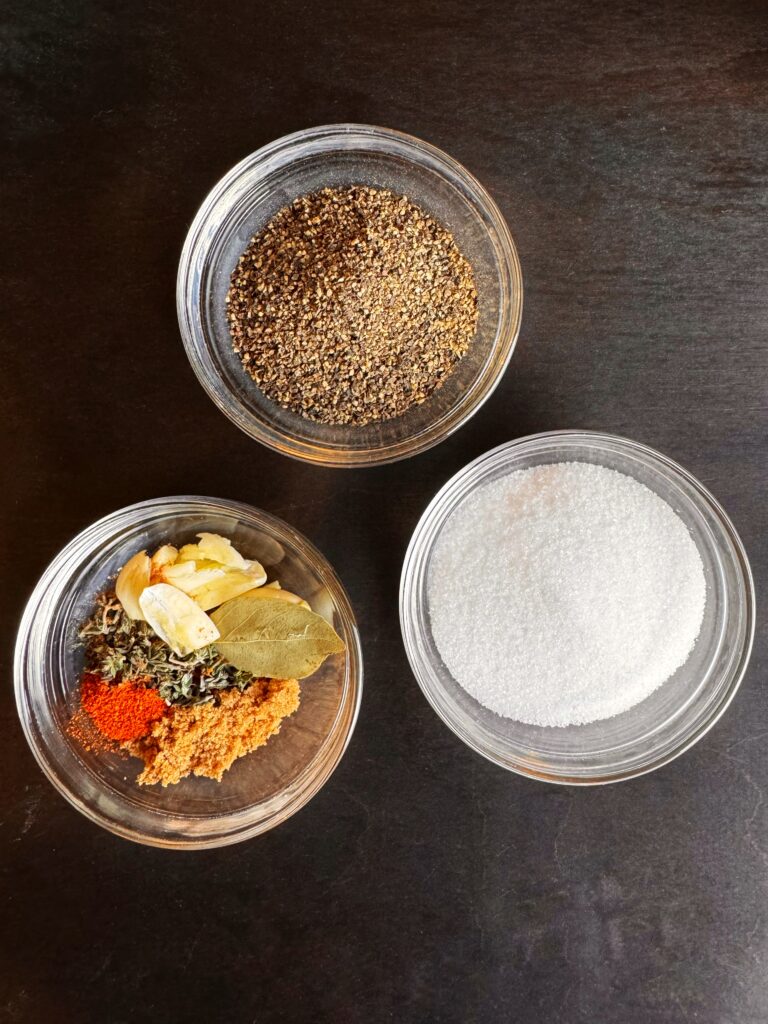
[156,547,267,611]
[186,556,267,587]
[163,565,225,595]
[242,559,267,585]
[159,560,197,584]
[185,568,267,611]
[177,533,250,570]
[197,532,249,568]
[138,583,220,656]
[176,543,202,564]
[157,560,264,610]
[150,544,179,581]
[115,551,151,620]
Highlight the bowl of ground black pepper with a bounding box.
[178,125,523,466]
[15,497,362,848]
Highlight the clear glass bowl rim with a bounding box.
[177,122,524,467]
[14,496,363,848]
[399,430,756,785]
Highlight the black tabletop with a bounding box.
[3,2,767,1021]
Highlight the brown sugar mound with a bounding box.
[125,678,300,786]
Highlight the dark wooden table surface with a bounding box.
[3,2,767,1021]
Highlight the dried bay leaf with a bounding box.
[211,594,345,680]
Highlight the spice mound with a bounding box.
[70,532,344,786]
[428,462,707,727]
[226,185,479,426]
[81,674,167,741]
[127,678,300,786]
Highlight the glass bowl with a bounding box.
[177,124,523,467]
[400,431,755,784]
[15,497,363,848]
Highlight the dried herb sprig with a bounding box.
[79,594,255,707]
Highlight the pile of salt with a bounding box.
[427,462,706,727]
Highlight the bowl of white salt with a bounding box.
[400,431,754,784]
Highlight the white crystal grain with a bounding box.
[427,462,707,727]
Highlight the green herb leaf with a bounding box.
[211,594,345,680]
[79,594,256,707]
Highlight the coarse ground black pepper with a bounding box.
[225,186,478,426]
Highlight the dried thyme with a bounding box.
[79,595,254,707]
[226,185,479,426]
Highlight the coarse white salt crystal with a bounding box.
[427,461,707,727]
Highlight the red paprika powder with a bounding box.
[81,673,167,741]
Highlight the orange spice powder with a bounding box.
[81,674,167,741]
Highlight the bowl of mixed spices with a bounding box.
[178,124,522,466]
[15,497,362,848]
[401,432,755,784]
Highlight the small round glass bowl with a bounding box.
[177,124,523,467]
[400,431,755,784]
[15,497,362,848]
